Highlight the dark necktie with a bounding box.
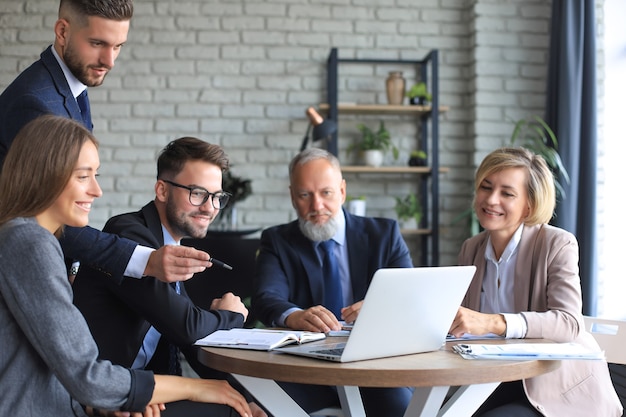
[76,89,92,129]
[320,240,343,318]
[168,282,182,375]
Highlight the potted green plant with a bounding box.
[346,195,366,216]
[405,82,432,105]
[408,150,427,167]
[347,121,399,167]
[394,193,422,229]
[510,116,570,199]
[452,115,570,237]
[219,170,252,229]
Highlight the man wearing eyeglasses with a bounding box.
[72,137,267,417]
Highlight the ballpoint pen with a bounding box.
[209,257,233,270]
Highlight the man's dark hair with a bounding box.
[157,137,229,180]
[59,0,134,24]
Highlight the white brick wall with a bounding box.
[2,0,603,270]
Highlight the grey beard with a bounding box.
[298,214,339,242]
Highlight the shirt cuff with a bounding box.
[502,313,527,339]
[276,307,302,327]
[124,245,153,279]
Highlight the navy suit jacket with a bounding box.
[73,201,244,376]
[0,45,134,282]
[0,45,90,167]
[252,209,413,326]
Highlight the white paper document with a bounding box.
[446,333,504,342]
[452,342,605,360]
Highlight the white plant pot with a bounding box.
[363,150,384,167]
[398,217,418,230]
[348,199,366,216]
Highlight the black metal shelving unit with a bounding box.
[323,48,444,266]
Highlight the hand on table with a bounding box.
[145,245,211,283]
[340,300,363,325]
[448,306,506,338]
[285,306,341,333]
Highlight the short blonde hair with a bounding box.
[474,147,556,225]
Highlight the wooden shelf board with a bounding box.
[341,166,449,174]
[400,229,431,235]
[319,103,449,115]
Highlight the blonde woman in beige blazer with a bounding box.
[449,147,622,417]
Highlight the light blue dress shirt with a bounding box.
[131,226,180,369]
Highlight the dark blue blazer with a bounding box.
[0,46,132,282]
[252,209,413,326]
[72,201,244,377]
[0,45,90,167]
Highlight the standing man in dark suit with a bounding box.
[0,0,212,284]
[252,147,414,417]
[73,137,267,416]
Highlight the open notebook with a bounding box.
[276,265,476,362]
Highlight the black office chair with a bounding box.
[182,235,260,328]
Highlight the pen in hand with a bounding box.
[209,257,233,271]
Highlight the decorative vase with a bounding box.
[229,206,238,230]
[363,150,384,167]
[385,71,405,105]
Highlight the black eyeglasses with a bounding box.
[162,180,231,209]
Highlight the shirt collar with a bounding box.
[485,223,524,263]
[51,46,87,99]
[331,208,346,246]
[161,225,179,246]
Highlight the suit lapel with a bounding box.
[344,212,369,300]
[514,224,542,311]
[463,233,489,310]
[286,222,325,304]
[141,201,165,247]
[40,46,92,130]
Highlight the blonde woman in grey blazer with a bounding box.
[449,147,622,417]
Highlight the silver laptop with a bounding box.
[276,265,476,362]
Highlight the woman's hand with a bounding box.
[249,401,267,417]
[188,379,252,417]
[448,306,507,338]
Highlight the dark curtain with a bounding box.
[545,0,597,315]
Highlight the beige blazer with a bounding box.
[458,224,622,417]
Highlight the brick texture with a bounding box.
[0,0,605,274]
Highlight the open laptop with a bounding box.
[276,265,476,362]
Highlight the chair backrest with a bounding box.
[583,315,626,365]
[182,235,260,327]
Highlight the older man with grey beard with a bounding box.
[252,147,414,417]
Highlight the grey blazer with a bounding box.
[459,223,622,417]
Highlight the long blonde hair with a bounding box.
[0,115,98,227]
